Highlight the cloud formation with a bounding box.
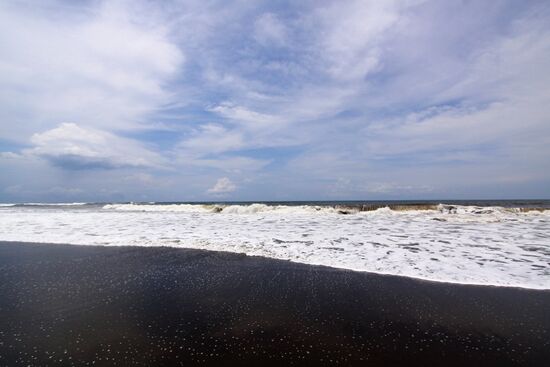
[27,123,164,170]
[0,0,182,141]
[1,0,549,201]
[208,177,236,195]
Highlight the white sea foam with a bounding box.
[102,203,341,214]
[0,204,549,289]
[5,202,90,206]
[29,202,89,206]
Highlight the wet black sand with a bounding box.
[0,241,549,366]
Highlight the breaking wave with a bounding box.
[1,201,549,289]
[102,202,549,215]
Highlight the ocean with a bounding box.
[1,200,549,289]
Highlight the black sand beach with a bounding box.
[0,241,549,366]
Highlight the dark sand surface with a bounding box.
[0,241,549,366]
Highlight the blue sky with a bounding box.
[1,0,549,202]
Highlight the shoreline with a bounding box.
[1,241,549,365]
[2,240,547,291]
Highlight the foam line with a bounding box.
[0,204,549,289]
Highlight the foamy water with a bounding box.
[0,203,549,289]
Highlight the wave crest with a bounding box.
[102,203,549,216]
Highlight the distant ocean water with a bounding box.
[1,200,549,289]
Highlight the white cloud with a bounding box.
[1,1,549,200]
[254,13,288,46]
[26,123,164,169]
[312,1,401,81]
[0,1,183,141]
[0,152,21,159]
[207,177,236,194]
[177,102,297,162]
[179,124,245,155]
[361,16,550,161]
[193,156,270,173]
[209,102,284,130]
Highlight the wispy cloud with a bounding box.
[254,13,288,47]
[1,0,549,201]
[0,0,182,141]
[207,177,236,195]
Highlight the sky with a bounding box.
[1,0,549,202]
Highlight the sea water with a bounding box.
[0,201,549,289]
